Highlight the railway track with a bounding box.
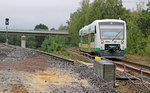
[32,49,75,64]
[67,48,150,92]
[103,58,150,77]
[115,59,150,71]
[67,48,150,78]
[74,48,150,77]
[111,61,150,77]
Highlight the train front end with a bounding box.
[98,20,127,58]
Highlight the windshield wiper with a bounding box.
[112,30,122,41]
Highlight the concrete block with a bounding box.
[94,60,116,84]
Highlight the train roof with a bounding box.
[79,19,126,35]
[94,19,125,23]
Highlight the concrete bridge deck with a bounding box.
[0,30,69,37]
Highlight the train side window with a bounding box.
[94,26,96,34]
[84,36,86,44]
[82,36,84,44]
[83,35,87,44]
[91,33,95,42]
[86,35,88,43]
[79,36,81,43]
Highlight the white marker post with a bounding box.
[5,18,9,45]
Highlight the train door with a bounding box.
[94,25,96,49]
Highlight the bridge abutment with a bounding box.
[21,35,26,48]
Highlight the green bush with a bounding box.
[26,36,36,49]
[41,36,67,53]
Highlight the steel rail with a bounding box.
[33,49,75,65]
[112,61,150,77]
[116,59,150,71]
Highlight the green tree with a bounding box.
[136,1,150,37]
[41,36,67,52]
[34,24,49,48]
[8,35,21,46]
[137,11,150,36]
[58,24,68,30]
[145,36,150,56]
[68,0,90,46]
[125,10,146,55]
[50,28,55,30]
[34,24,48,30]
[0,35,6,43]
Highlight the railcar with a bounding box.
[79,19,127,58]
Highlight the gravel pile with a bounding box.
[0,46,39,61]
[45,56,120,93]
[0,46,14,61]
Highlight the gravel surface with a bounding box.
[0,44,120,93]
[44,55,120,93]
[0,45,39,61]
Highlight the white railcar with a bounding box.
[79,19,127,58]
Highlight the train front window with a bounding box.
[99,22,124,40]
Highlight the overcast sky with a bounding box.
[0,0,148,30]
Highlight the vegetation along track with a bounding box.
[0,44,120,93]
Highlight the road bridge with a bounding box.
[0,30,69,36]
[0,29,69,48]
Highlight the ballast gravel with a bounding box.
[0,44,120,93]
[45,56,120,93]
[0,46,39,61]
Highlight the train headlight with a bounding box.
[121,40,124,44]
[101,40,104,44]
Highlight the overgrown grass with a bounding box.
[52,47,89,62]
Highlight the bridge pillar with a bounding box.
[21,35,26,48]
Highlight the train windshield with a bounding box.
[99,22,124,40]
